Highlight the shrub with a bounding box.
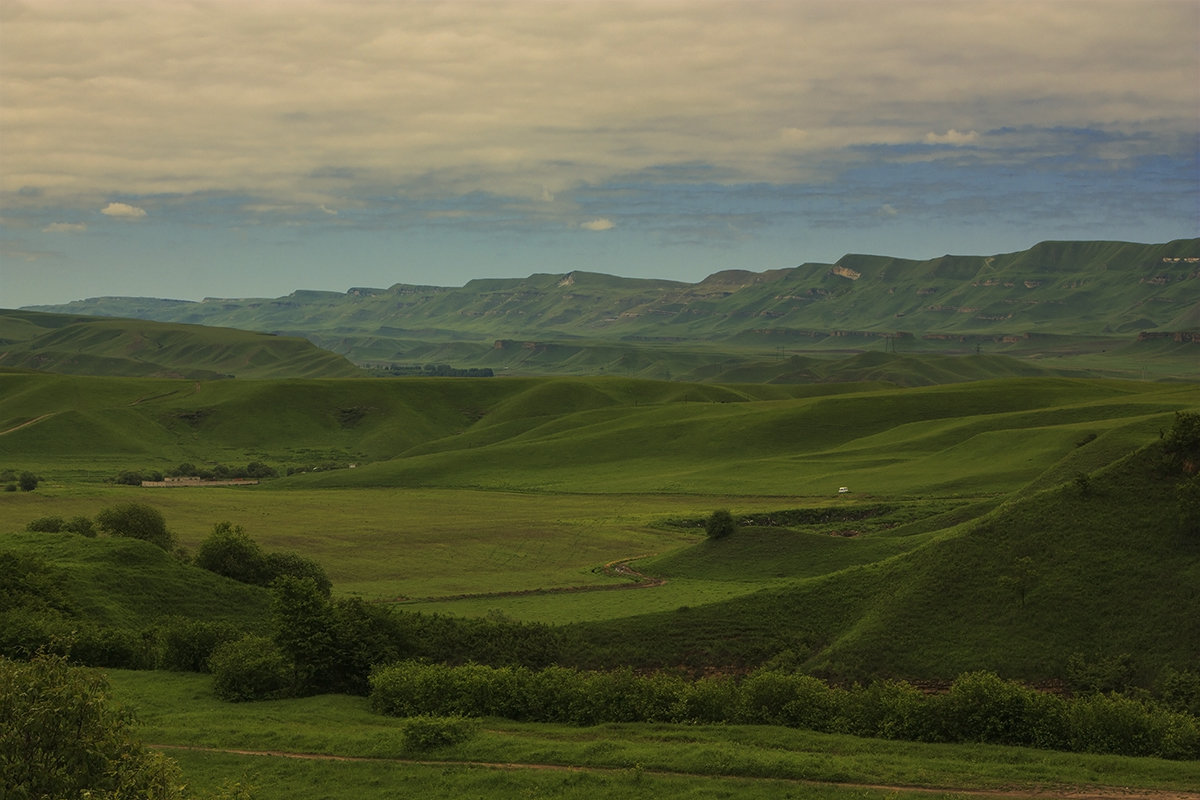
[399,715,478,752]
[65,516,96,537]
[1066,692,1197,758]
[157,617,241,673]
[705,509,736,539]
[209,635,292,702]
[17,471,39,492]
[838,679,931,741]
[194,522,271,585]
[1155,667,1200,716]
[95,502,174,551]
[25,516,65,533]
[0,651,183,799]
[265,551,332,596]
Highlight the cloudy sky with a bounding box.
[2,0,1197,308]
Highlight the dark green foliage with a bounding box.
[66,516,96,537]
[395,611,565,669]
[398,715,478,751]
[193,522,330,593]
[194,522,272,586]
[1155,667,1200,717]
[25,516,65,532]
[1162,411,1200,471]
[17,471,39,491]
[705,509,736,539]
[1177,476,1200,536]
[157,617,241,673]
[208,635,292,702]
[369,661,1200,759]
[265,551,332,595]
[271,576,338,694]
[115,470,146,485]
[95,502,175,551]
[0,651,183,799]
[1067,652,1136,695]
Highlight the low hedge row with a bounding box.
[369,662,1199,760]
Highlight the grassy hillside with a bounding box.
[0,309,364,379]
[2,372,1197,686]
[566,439,1200,681]
[23,238,1200,379]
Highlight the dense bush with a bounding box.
[705,509,736,539]
[24,515,94,536]
[368,662,1200,760]
[399,715,478,751]
[95,502,175,551]
[157,617,242,673]
[194,522,331,594]
[25,516,66,532]
[209,635,292,702]
[0,652,183,799]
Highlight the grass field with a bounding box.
[4,371,1199,798]
[102,669,1200,800]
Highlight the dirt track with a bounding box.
[154,744,1200,800]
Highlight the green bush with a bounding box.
[705,508,736,539]
[157,617,241,673]
[209,635,292,702]
[0,651,183,799]
[399,715,478,752]
[25,516,65,533]
[1155,667,1200,716]
[1066,692,1197,758]
[195,522,272,586]
[95,502,175,551]
[65,516,96,537]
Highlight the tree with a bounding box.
[271,575,337,693]
[194,522,270,585]
[705,509,737,539]
[0,651,183,799]
[17,471,39,492]
[95,502,175,551]
[265,551,332,595]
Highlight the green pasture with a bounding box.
[103,669,1200,800]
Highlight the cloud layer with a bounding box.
[3,0,1195,223]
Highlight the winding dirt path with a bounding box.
[385,555,666,604]
[152,744,1200,800]
[0,412,56,436]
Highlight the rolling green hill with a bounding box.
[22,238,1200,380]
[0,309,364,379]
[3,372,1198,686]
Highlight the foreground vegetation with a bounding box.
[3,370,1198,797]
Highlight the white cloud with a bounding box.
[42,221,87,233]
[1,0,1195,217]
[581,218,615,232]
[924,130,980,146]
[879,204,899,217]
[100,202,146,218]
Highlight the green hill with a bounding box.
[3,372,1197,685]
[571,438,1200,683]
[23,238,1200,380]
[0,310,364,379]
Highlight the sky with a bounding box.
[2,0,1198,308]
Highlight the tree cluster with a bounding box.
[1,469,40,492]
[193,522,331,593]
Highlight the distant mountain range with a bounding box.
[16,238,1200,381]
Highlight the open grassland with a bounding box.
[3,374,1198,644]
[105,669,1200,800]
[4,372,1200,799]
